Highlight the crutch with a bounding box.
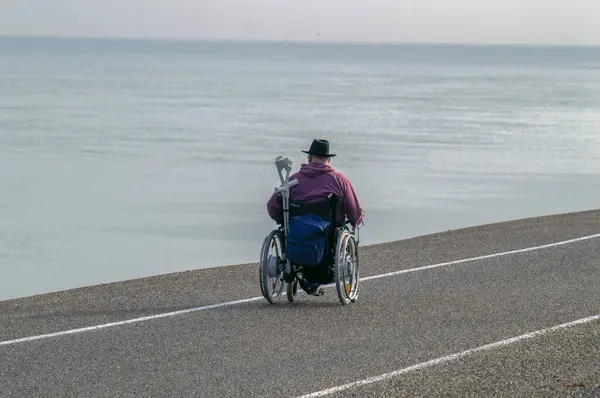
[273,156,298,278]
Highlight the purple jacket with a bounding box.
[267,163,364,228]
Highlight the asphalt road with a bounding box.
[1,209,599,397]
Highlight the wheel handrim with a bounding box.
[335,230,355,304]
[346,236,359,300]
[342,235,358,300]
[260,231,285,302]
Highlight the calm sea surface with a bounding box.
[1,37,599,300]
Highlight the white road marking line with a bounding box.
[1,232,599,347]
[295,313,600,398]
[361,232,600,282]
[0,297,263,347]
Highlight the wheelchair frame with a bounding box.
[259,156,360,305]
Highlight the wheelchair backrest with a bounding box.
[285,194,338,267]
[288,194,337,226]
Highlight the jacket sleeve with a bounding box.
[339,175,364,228]
[266,191,283,223]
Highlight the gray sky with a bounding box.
[1,0,598,45]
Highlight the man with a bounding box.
[267,138,364,295]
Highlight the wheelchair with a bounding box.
[259,156,360,305]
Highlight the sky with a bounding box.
[1,0,599,45]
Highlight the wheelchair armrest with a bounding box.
[336,219,351,228]
[336,219,357,234]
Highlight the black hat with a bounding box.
[302,139,336,157]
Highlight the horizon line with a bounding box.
[2,33,600,49]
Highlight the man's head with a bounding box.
[307,154,330,164]
[302,139,336,164]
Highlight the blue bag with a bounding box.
[286,213,330,267]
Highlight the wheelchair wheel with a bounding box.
[286,279,298,302]
[259,230,286,304]
[334,228,359,305]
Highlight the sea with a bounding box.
[1,36,599,301]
